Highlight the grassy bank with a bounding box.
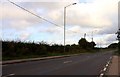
[2,40,102,61]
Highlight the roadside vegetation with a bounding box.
[2,38,116,60]
[116,29,120,55]
[118,42,120,55]
[107,42,120,55]
[116,42,120,55]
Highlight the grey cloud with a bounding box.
[98,25,118,35]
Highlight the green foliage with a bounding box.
[108,42,120,55]
[90,41,96,49]
[118,42,120,54]
[78,38,88,49]
[2,39,97,60]
[108,43,118,49]
[78,38,96,49]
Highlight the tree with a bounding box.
[90,41,96,49]
[108,43,118,49]
[78,38,89,49]
[118,42,120,54]
[78,38,96,49]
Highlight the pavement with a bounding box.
[2,51,113,76]
[1,55,71,65]
[1,54,85,65]
[106,55,119,76]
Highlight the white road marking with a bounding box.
[99,58,113,77]
[106,64,109,67]
[110,57,112,59]
[9,73,15,76]
[103,67,107,71]
[63,61,72,64]
[99,73,104,77]
[107,61,110,64]
[3,73,15,77]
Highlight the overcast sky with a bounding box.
[1,0,120,47]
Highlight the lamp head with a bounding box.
[72,3,77,5]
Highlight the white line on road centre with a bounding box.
[63,61,72,64]
[9,73,15,76]
[3,73,15,77]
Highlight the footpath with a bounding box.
[106,55,119,76]
[1,54,82,65]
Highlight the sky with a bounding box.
[1,0,120,47]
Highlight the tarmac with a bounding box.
[1,53,120,76]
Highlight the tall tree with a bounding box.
[78,38,89,49]
[90,41,96,49]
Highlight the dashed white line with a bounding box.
[63,61,72,64]
[99,73,104,77]
[110,57,112,59]
[9,73,15,76]
[103,67,107,71]
[107,61,110,64]
[3,73,15,77]
[106,64,109,67]
[99,59,112,77]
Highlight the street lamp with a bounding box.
[64,3,77,52]
[91,30,98,42]
[116,29,120,53]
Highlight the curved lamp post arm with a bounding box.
[63,3,77,52]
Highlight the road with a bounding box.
[2,51,113,76]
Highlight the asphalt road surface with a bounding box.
[2,51,113,76]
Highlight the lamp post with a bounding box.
[116,29,120,54]
[64,3,77,52]
[91,30,98,42]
